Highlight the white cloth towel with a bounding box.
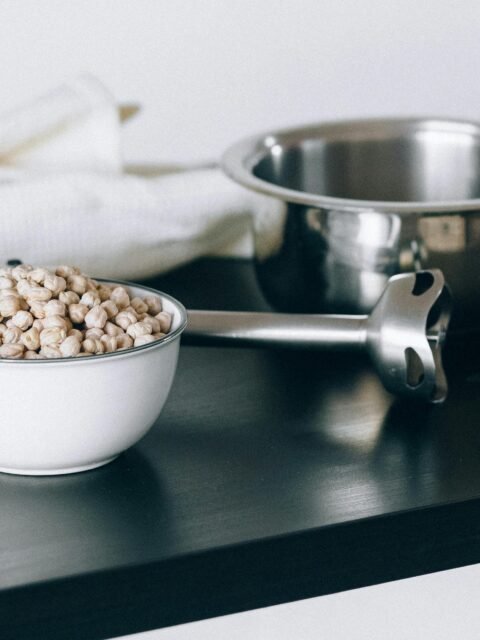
[0,75,121,175]
[0,76,285,279]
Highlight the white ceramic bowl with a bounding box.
[0,281,187,476]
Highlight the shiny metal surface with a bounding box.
[222,117,480,329]
[186,269,451,402]
[366,269,451,402]
[186,311,366,349]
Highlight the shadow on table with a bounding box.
[0,449,176,584]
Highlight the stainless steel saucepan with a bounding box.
[222,117,480,333]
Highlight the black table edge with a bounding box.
[2,496,480,640]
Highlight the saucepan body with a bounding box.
[222,117,480,332]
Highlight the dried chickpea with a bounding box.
[0,276,15,290]
[116,334,134,350]
[100,300,118,319]
[114,309,137,330]
[0,287,21,298]
[16,280,32,298]
[44,274,67,295]
[123,305,141,320]
[155,311,172,333]
[142,315,161,334]
[28,267,48,284]
[143,295,162,315]
[26,285,52,302]
[59,336,81,357]
[97,284,112,302]
[127,321,153,339]
[100,334,117,352]
[0,343,24,358]
[40,345,62,358]
[44,300,66,317]
[40,327,67,346]
[24,350,44,360]
[67,274,88,295]
[11,264,32,281]
[32,319,44,332]
[81,337,94,353]
[29,300,47,319]
[130,297,148,315]
[42,315,68,331]
[85,327,104,339]
[68,328,83,341]
[68,303,89,324]
[86,278,99,292]
[110,287,130,309]
[134,334,157,347]
[21,327,40,351]
[59,290,80,306]
[82,337,104,354]
[84,306,107,329]
[81,291,101,308]
[95,338,105,355]
[104,321,124,337]
[0,296,20,317]
[11,310,33,331]
[3,327,23,344]
[56,265,80,278]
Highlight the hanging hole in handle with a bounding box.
[412,271,434,296]
[405,347,425,388]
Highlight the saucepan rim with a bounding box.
[222,116,480,215]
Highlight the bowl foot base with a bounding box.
[0,455,119,476]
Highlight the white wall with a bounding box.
[1,0,480,164]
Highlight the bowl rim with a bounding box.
[221,116,480,215]
[0,278,188,365]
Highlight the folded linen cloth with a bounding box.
[0,75,121,174]
[0,76,285,279]
[0,167,285,279]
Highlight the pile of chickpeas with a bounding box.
[0,265,172,359]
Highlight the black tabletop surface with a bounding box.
[2,259,480,640]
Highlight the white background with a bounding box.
[2,0,480,165]
[2,1,480,637]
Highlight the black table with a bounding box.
[2,259,480,640]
